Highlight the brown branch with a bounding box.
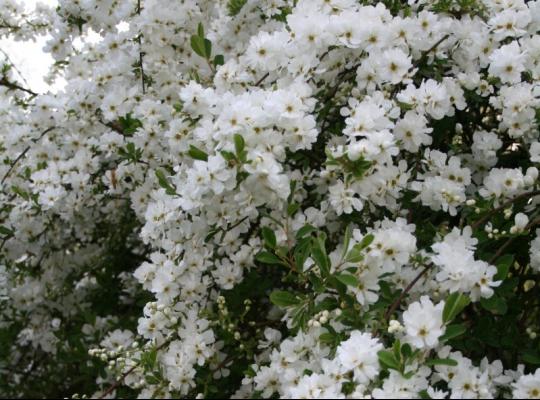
[488,216,540,265]
[97,339,172,399]
[1,126,55,186]
[413,34,450,68]
[136,0,146,95]
[254,72,269,87]
[0,23,20,31]
[0,77,38,97]
[384,264,432,322]
[97,363,138,399]
[471,190,540,230]
[99,119,125,135]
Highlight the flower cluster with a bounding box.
[0,0,540,398]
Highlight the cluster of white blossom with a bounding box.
[1,0,540,398]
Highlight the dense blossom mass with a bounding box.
[1,0,540,398]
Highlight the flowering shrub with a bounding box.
[1,0,540,398]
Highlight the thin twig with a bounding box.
[97,339,172,399]
[98,119,126,135]
[488,217,540,265]
[136,0,146,95]
[1,126,55,186]
[139,46,145,94]
[0,48,31,89]
[384,264,432,321]
[254,72,269,87]
[413,34,450,68]
[97,364,138,399]
[0,77,38,97]
[471,190,540,230]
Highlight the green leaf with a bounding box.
[287,180,297,205]
[335,273,358,287]
[319,332,334,344]
[261,227,276,249]
[291,298,312,330]
[341,224,352,261]
[294,236,312,271]
[145,374,161,385]
[197,22,204,38]
[522,351,540,365]
[439,323,466,343]
[377,350,400,371]
[227,0,248,16]
[118,113,142,135]
[188,145,208,161]
[204,227,220,243]
[345,248,364,263]
[213,54,225,67]
[495,254,513,281]
[190,35,208,58]
[311,233,330,277]
[155,170,176,196]
[204,38,212,59]
[295,224,317,239]
[118,142,143,164]
[425,357,458,367]
[392,339,402,361]
[270,290,300,308]
[480,295,507,315]
[12,186,30,200]
[0,226,14,237]
[140,348,158,371]
[401,343,412,358]
[357,234,374,250]
[255,251,283,265]
[308,273,325,293]
[233,134,245,156]
[287,202,300,216]
[443,292,470,324]
[220,150,236,161]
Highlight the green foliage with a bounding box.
[255,251,283,265]
[118,142,143,164]
[269,290,301,308]
[443,293,471,324]
[326,153,372,180]
[440,323,467,343]
[377,340,421,377]
[118,113,143,136]
[190,23,225,70]
[261,226,276,249]
[188,145,209,161]
[227,0,248,16]
[155,169,177,195]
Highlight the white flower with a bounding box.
[488,42,526,84]
[530,230,540,272]
[510,212,529,234]
[402,296,445,349]
[328,180,363,215]
[336,331,383,384]
[378,48,413,84]
[530,142,540,163]
[513,369,540,399]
